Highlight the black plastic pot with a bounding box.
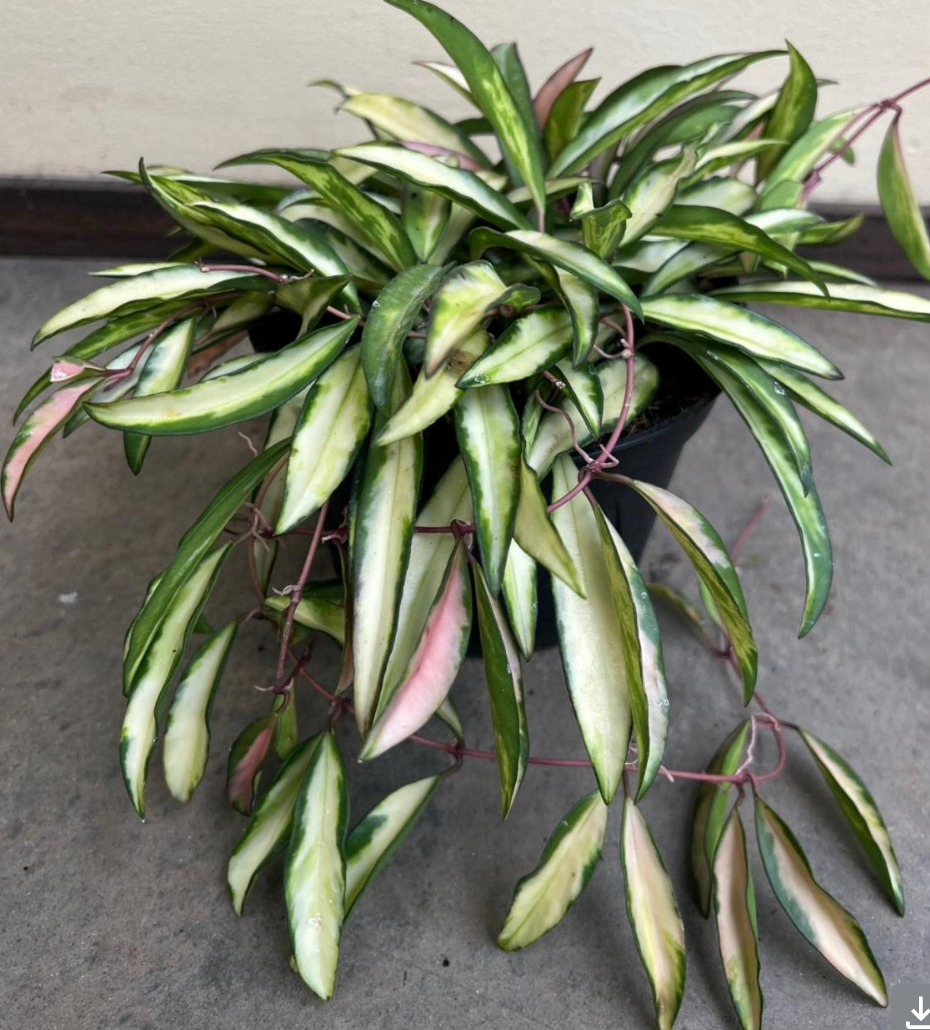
[249,316,718,651]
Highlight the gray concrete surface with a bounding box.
[1,257,927,1030]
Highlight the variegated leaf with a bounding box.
[226,713,276,816]
[276,347,372,534]
[454,384,520,594]
[712,809,763,1030]
[424,262,538,376]
[378,327,490,445]
[498,790,608,950]
[621,796,687,1030]
[458,307,573,387]
[345,775,441,914]
[709,280,930,321]
[798,729,904,914]
[691,721,751,916]
[755,797,887,1006]
[227,734,321,914]
[163,620,238,803]
[502,540,537,661]
[352,366,422,733]
[550,458,632,803]
[639,294,839,379]
[88,318,358,436]
[121,543,233,817]
[362,542,471,759]
[626,480,757,696]
[878,116,930,279]
[472,561,528,817]
[285,732,349,1000]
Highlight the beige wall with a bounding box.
[2,0,928,203]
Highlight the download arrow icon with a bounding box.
[913,997,930,1021]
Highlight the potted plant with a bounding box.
[6,0,928,1024]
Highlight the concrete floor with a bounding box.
[0,257,927,1030]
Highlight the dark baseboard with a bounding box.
[0,178,918,281]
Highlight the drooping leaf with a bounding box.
[377,327,490,444]
[384,0,547,213]
[362,542,471,759]
[472,561,528,817]
[87,318,358,436]
[877,116,930,279]
[639,294,839,379]
[454,384,521,594]
[458,307,574,387]
[550,458,632,803]
[227,734,322,914]
[273,690,299,760]
[123,317,197,473]
[276,348,372,534]
[754,797,887,1006]
[120,543,233,817]
[336,142,531,230]
[502,540,537,661]
[424,261,538,376]
[712,809,764,1030]
[218,148,416,271]
[381,457,473,700]
[548,267,601,365]
[756,359,890,464]
[597,512,670,800]
[163,620,238,803]
[2,378,101,519]
[552,363,602,440]
[352,365,422,733]
[685,361,833,636]
[709,279,930,321]
[513,456,584,596]
[470,228,643,318]
[226,712,277,816]
[345,774,441,914]
[498,790,608,950]
[123,441,290,690]
[361,264,448,410]
[625,480,757,696]
[667,339,813,492]
[690,720,751,916]
[252,389,309,592]
[621,796,687,1030]
[798,728,904,914]
[285,732,349,1000]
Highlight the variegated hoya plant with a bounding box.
[7,0,929,1023]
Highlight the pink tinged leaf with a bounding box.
[399,140,484,172]
[50,358,100,382]
[2,379,100,520]
[533,48,594,129]
[227,718,276,815]
[362,544,471,759]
